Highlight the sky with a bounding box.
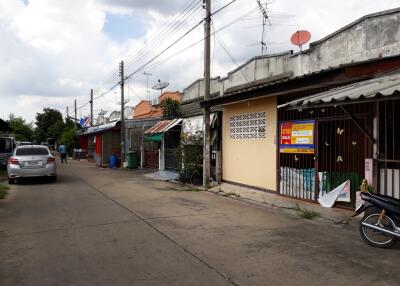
[0,0,399,123]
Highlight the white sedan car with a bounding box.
[7,145,57,184]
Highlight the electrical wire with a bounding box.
[124,19,204,81]
[72,0,247,115]
[124,0,202,71]
[213,24,251,82]
[136,2,265,75]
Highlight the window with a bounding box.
[16,147,49,156]
[229,112,266,139]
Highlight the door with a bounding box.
[102,132,112,167]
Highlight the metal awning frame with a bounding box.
[282,93,400,111]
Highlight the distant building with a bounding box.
[133,91,181,119]
[124,106,134,119]
[109,111,121,122]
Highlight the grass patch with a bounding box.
[173,187,200,192]
[0,183,9,200]
[0,169,8,181]
[222,192,239,197]
[295,203,320,220]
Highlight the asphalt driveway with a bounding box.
[0,160,399,286]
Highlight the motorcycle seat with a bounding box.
[368,192,400,207]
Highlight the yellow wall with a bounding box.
[222,97,277,191]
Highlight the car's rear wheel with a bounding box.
[50,176,57,183]
[8,178,15,184]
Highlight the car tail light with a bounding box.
[8,157,19,165]
[47,157,55,164]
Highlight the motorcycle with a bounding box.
[354,191,400,248]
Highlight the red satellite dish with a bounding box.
[290,30,311,51]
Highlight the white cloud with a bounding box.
[0,0,399,122]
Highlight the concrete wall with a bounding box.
[222,97,277,191]
[182,9,400,101]
[290,9,400,77]
[182,77,222,102]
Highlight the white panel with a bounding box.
[380,169,385,195]
[387,169,393,197]
[394,169,400,199]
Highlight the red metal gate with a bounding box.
[144,149,159,169]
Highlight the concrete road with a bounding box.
[0,161,399,286]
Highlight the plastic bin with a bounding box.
[109,155,118,169]
[127,151,138,169]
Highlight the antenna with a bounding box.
[152,79,170,96]
[257,0,270,55]
[143,71,152,100]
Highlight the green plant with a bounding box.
[175,144,203,184]
[160,98,182,119]
[173,187,200,192]
[222,192,238,197]
[8,114,34,141]
[61,127,79,156]
[0,183,9,200]
[295,203,320,220]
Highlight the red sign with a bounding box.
[280,122,293,145]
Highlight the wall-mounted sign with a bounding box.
[280,120,315,154]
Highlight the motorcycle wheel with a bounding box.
[359,210,397,248]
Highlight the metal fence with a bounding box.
[278,103,373,207]
[378,98,400,199]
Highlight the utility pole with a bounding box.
[119,61,126,165]
[203,0,211,187]
[66,106,69,121]
[74,99,77,127]
[143,71,152,100]
[90,89,93,126]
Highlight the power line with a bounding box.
[124,0,202,71]
[137,2,265,75]
[72,0,248,116]
[213,24,251,82]
[98,1,202,94]
[124,19,204,81]
[124,0,241,80]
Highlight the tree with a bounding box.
[8,114,34,141]
[160,98,182,119]
[60,127,78,156]
[48,121,65,141]
[35,108,64,142]
[0,118,11,133]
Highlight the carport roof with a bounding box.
[278,70,400,109]
[144,119,182,135]
[77,121,120,136]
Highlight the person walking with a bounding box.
[58,143,67,163]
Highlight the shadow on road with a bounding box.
[13,177,57,185]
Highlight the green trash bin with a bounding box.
[127,151,138,169]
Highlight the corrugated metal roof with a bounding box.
[77,121,120,136]
[144,119,182,135]
[278,70,400,109]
